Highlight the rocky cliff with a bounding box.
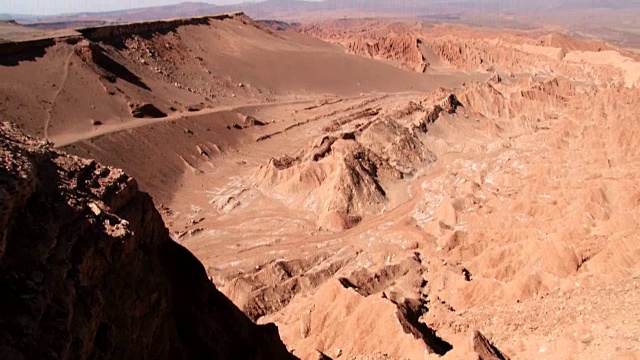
[0,12,242,60]
[300,21,428,73]
[77,13,240,41]
[0,122,295,360]
[345,35,427,72]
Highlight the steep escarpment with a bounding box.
[344,35,427,72]
[301,20,640,88]
[0,37,65,60]
[0,122,295,360]
[77,13,239,40]
[0,14,242,59]
[301,21,428,73]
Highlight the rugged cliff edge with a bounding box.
[0,122,295,360]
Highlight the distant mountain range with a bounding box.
[4,0,640,47]
[10,0,639,24]
[0,13,35,21]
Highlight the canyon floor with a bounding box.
[2,12,640,360]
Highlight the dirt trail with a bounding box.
[51,97,318,147]
[52,90,427,148]
[44,49,75,140]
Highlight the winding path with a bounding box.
[51,97,319,148]
[44,50,75,140]
[50,91,428,148]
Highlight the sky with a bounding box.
[1,0,251,16]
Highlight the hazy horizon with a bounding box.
[2,0,638,18]
[1,0,259,16]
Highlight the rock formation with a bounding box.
[345,35,427,72]
[0,122,295,360]
[471,331,510,360]
[254,112,437,229]
[301,21,428,72]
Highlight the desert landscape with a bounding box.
[1,1,640,360]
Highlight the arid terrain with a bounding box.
[1,6,640,360]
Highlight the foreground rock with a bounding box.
[260,280,452,359]
[471,331,509,360]
[0,122,295,360]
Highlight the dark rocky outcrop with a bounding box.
[75,40,151,90]
[77,13,240,41]
[244,115,266,127]
[0,122,296,360]
[129,103,167,118]
[413,93,462,133]
[471,330,509,360]
[0,37,66,66]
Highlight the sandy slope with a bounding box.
[0,14,473,140]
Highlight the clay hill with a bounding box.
[2,10,640,360]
